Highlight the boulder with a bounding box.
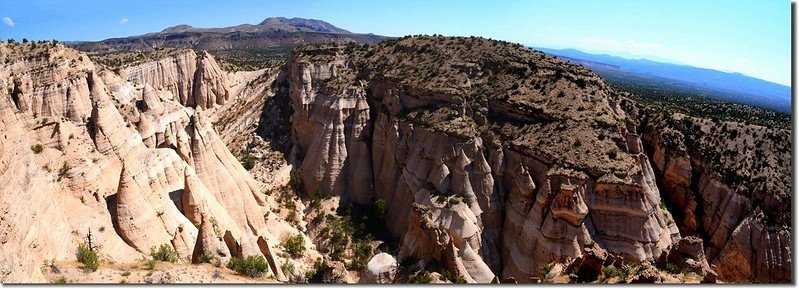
[321,260,354,284]
[360,253,398,283]
[630,263,679,283]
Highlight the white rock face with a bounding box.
[289,55,373,204]
[120,50,230,110]
[0,43,295,282]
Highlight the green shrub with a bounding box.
[144,259,157,270]
[440,268,466,283]
[348,240,372,270]
[281,261,305,282]
[286,210,299,226]
[664,263,679,274]
[197,252,216,264]
[76,243,100,271]
[305,260,325,283]
[441,268,453,281]
[539,262,554,275]
[461,194,475,206]
[448,198,460,206]
[31,144,43,154]
[575,78,587,89]
[53,276,68,284]
[324,216,354,261]
[240,149,255,170]
[311,212,325,225]
[150,244,179,263]
[58,161,70,177]
[280,261,294,276]
[281,233,306,258]
[408,271,432,283]
[372,199,387,219]
[602,265,626,280]
[289,169,303,193]
[228,255,269,278]
[607,148,619,160]
[310,196,322,211]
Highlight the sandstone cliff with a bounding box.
[119,50,230,110]
[0,42,305,282]
[287,37,684,283]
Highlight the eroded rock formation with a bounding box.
[0,42,296,282]
[286,37,791,283]
[119,50,230,110]
[635,107,792,283]
[287,37,684,283]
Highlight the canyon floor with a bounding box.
[42,261,276,284]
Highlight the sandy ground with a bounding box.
[39,260,280,284]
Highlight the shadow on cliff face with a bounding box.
[254,67,293,156]
[168,189,184,213]
[104,193,121,242]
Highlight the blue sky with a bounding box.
[0,0,791,86]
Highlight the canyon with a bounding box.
[0,42,313,283]
[0,35,791,283]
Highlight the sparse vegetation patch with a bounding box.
[228,255,269,278]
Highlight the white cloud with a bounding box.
[578,38,663,52]
[2,17,14,27]
[119,18,129,24]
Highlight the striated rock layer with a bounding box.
[0,43,297,282]
[288,37,684,282]
[119,50,230,110]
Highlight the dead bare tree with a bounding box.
[84,227,100,251]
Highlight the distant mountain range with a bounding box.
[72,17,386,53]
[70,18,790,114]
[535,47,791,113]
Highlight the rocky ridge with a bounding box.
[71,17,386,54]
[287,36,687,282]
[285,36,790,283]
